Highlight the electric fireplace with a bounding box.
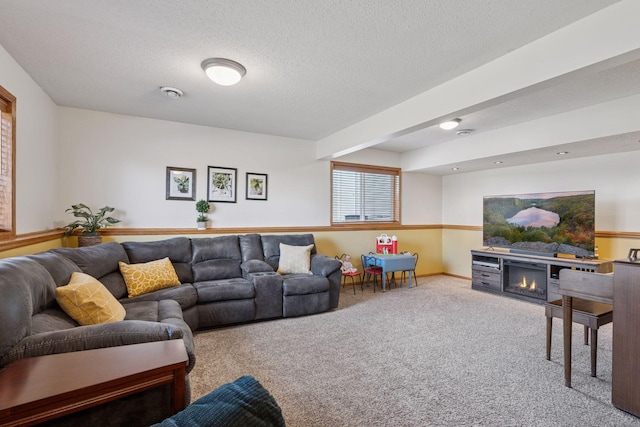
[503,260,547,302]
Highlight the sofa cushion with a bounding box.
[277,243,313,275]
[54,242,130,282]
[54,243,130,299]
[123,300,183,323]
[261,234,317,269]
[239,233,264,262]
[56,272,126,326]
[28,251,81,288]
[191,236,243,282]
[240,259,274,276]
[194,279,255,303]
[122,238,194,284]
[31,308,78,334]
[119,258,181,298]
[120,283,198,311]
[282,275,330,296]
[151,375,285,427]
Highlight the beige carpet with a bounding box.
[190,276,640,426]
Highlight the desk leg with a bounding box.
[382,269,387,292]
[408,270,413,288]
[171,366,187,414]
[562,295,573,388]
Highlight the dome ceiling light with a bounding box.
[439,118,461,130]
[201,58,246,86]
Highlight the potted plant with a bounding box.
[196,199,210,230]
[64,203,121,247]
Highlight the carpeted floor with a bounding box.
[190,275,640,426]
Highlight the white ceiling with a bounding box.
[1,0,638,174]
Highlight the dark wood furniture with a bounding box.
[0,340,188,426]
[545,298,612,378]
[558,269,613,388]
[471,249,613,301]
[612,259,640,417]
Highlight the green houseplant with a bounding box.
[64,203,121,246]
[196,199,210,230]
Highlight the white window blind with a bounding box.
[331,162,400,224]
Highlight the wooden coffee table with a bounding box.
[0,340,188,426]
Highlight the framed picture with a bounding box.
[166,167,196,200]
[208,166,237,203]
[246,172,268,201]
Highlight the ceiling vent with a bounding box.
[160,86,184,99]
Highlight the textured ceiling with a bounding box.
[1,0,638,174]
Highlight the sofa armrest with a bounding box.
[241,259,274,279]
[0,320,186,368]
[310,254,342,277]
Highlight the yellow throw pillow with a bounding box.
[119,257,181,298]
[56,272,126,326]
[277,243,314,275]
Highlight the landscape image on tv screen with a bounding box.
[483,190,595,257]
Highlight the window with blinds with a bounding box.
[331,161,400,224]
[0,85,15,238]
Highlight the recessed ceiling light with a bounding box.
[494,161,503,164]
[557,151,569,155]
[451,167,459,171]
[159,86,183,98]
[456,129,472,136]
[201,58,246,86]
[440,119,461,130]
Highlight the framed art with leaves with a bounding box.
[166,167,196,200]
[246,172,268,201]
[208,166,237,203]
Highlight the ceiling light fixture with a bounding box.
[456,129,472,136]
[494,161,503,164]
[451,167,460,171]
[201,58,246,86]
[557,151,569,155]
[160,86,183,98]
[439,118,461,130]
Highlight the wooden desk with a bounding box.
[0,340,188,426]
[367,253,416,292]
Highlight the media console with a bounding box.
[471,249,613,303]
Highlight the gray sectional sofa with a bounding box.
[0,233,341,426]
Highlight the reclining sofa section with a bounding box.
[0,233,340,425]
[0,233,341,366]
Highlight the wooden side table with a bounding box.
[0,340,188,427]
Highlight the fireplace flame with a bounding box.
[520,277,536,291]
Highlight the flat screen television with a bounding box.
[483,190,595,257]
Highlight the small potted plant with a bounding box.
[196,199,210,230]
[64,203,121,247]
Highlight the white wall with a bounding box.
[56,108,332,228]
[0,44,59,233]
[442,150,640,232]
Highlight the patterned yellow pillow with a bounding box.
[277,243,314,274]
[56,272,126,326]
[119,257,181,298]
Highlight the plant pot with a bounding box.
[197,221,207,230]
[78,235,102,247]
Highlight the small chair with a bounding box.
[545,298,612,378]
[557,269,614,388]
[361,254,383,293]
[336,254,363,294]
[400,252,419,286]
